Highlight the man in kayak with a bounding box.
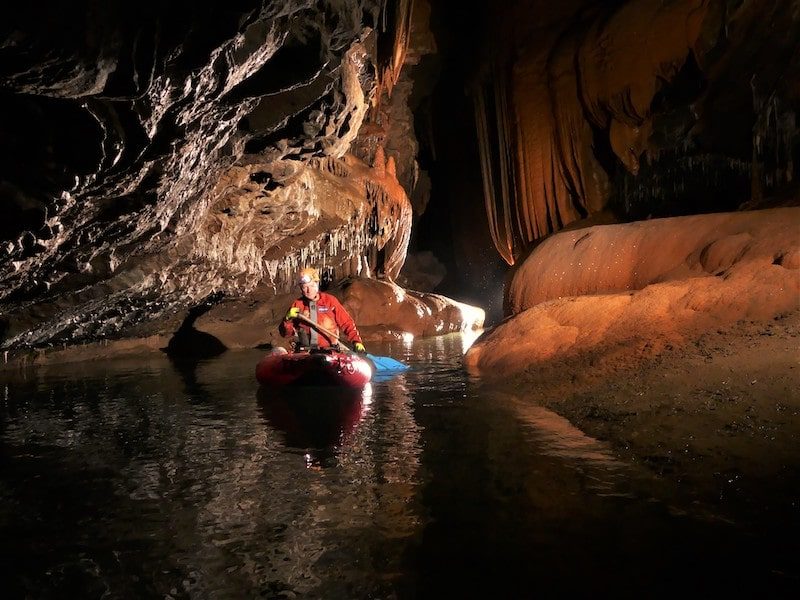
[279,267,367,353]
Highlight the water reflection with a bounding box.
[460,327,483,353]
[1,335,797,597]
[499,392,632,499]
[256,385,369,466]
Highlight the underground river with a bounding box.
[1,332,797,598]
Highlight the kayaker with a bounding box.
[279,267,367,353]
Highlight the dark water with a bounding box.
[1,333,797,598]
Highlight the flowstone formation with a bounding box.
[0,1,423,354]
[464,207,800,379]
[471,0,800,264]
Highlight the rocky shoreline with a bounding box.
[495,310,800,526]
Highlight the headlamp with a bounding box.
[299,274,315,285]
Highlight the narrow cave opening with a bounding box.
[405,0,506,324]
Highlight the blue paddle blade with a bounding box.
[366,353,409,372]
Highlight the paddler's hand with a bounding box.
[354,342,366,354]
[284,306,300,321]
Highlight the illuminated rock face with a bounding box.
[0,1,419,351]
[473,0,800,263]
[336,277,485,340]
[464,207,800,378]
[188,276,484,353]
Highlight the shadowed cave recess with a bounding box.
[0,0,798,361]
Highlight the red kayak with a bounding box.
[255,348,372,388]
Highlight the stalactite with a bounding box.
[751,83,797,198]
[362,177,411,280]
[617,151,751,218]
[310,156,352,179]
[373,0,415,110]
[473,79,515,265]
[494,73,518,263]
[0,1,426,351]
[472,0,713,261]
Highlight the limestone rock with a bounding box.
[465,207,800,378]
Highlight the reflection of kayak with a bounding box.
[256,386,366,452]
[255,348,372,388]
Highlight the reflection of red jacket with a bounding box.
[279,292,363,348]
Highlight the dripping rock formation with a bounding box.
[470,0,800,263]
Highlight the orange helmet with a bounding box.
[297,267,320,284]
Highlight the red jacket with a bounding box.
[279,292,363,348]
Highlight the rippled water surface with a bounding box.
[1,334,796,598]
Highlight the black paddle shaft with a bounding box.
[296,314,352,351]
[294,313,408,372]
